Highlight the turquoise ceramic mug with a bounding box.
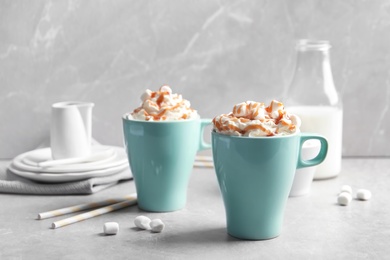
[212,131,328,240]
[123,116,211,212]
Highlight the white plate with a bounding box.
[22,148,116,168]
[12,146,128,173]
[8,163,129,183]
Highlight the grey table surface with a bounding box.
[1,158,389,260]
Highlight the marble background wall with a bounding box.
[1,0,389,159]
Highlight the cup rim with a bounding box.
[211,130,299,139]
[122,113,202,123]
[52,101,94,108]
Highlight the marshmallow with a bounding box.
[150,219,165,233]
[103,222,119,235]
[140,89,153,101]
[340,185,352,194]
[357,189,372,201]
[159,85,172,94]
[338,192,352,206]
[134,215,151,230]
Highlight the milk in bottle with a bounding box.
[285,40,343,179]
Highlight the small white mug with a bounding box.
[289,139,321,197]
[50,101,94,159]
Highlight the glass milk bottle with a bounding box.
[285,39,343,179]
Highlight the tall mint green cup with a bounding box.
[123,116,211,212]
[212,131,328,240]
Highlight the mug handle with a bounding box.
[297,133,328,169]
[198,119,212,151]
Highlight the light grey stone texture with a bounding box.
[1,0,389,158]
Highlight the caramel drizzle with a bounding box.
[232,102,264,120]
[133,89,191,121]
[213,100,296,136]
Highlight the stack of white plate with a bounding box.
[7,146,129,183]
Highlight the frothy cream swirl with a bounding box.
[212,100,301,137]
[131,85,199,121]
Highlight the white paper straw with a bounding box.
[195,155,213,162]
[51,194,137,229]
[37,193,136,220]
[194,155,214,168]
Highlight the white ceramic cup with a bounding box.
[289,139,321,197]
[50,101,94,160]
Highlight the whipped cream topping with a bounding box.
[212,100,301,137]
[130,85,199,121]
